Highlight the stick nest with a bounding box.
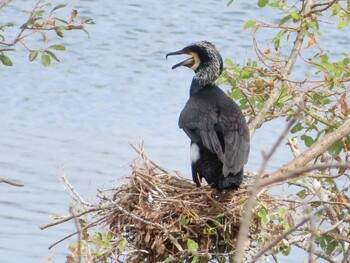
[91,147,275,262]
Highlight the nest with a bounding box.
[92,146,274,262]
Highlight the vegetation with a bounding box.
[0,0,94,67]
[2,0,349,262]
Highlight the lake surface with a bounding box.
[0,1,348,262]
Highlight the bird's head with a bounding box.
[166,41,223,86]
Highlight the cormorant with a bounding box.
[166,41,250,190]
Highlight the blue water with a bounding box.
[0,1,348,262]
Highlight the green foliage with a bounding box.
[0,53,13,66]
[0,0,94,67]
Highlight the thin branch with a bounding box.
[59,166,94,208]
[39,207,106,230]
[0,177,24,187]
[294,243,341,263]
[0,0,11,9]
[70,206,82,263]
[306,0,339,16]
[0,0,43,46]
[130,143,169,174]
[47,216,106,250]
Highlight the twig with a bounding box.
[130,143,169,174]
[47,217,106,250]
[39,207,107,230]
[306,0,339,16]
[59,166,94,208]
[0,177,24,187]
[0,0,11,9]
[70,205,82,263]
[294,243,341,263]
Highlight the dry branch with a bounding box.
[0,177,24,187]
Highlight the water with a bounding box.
[0,1,348,262]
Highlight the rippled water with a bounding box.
[0,1,348,262]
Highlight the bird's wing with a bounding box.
[220,102,250,176]
[179,105,224,162]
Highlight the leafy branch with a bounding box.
[0,0,94,67]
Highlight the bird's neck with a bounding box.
[189,78,204,96]
[190,67,220,96]
[190,74,214,96]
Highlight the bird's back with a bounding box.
[179,84,250,189]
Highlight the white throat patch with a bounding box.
[190,143,200,163]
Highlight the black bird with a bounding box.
[166,41,250,190]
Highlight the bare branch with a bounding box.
[0,0,12,9]
[294,243,341,263]
[39,207,106,230]
[0,177,24,187]
[69,206,82,263]
[306,0,339,16]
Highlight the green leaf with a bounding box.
[0,54,13,66]
[191,255,199,263]
[243,20,256,29]
[296,189,306,199]
[279,15,292,26]
[83,18,95,25]
[289,11,300,20]
[282,245,291,256]
[50,4,67,15]
[328,140,343,157]
[258,208,270,224]
[180,215,190,226]
[49,44,66,51]
[187,238,198,252]
[40,32,48,44]
[29,49,40,61]
[338,21,347,30]
[45,50,60,62]
[227,0,234,7]
[117,237,128,251]
[225,58,234,67]
[274,38,280,50]
[258,0,269,8]
[290,123,303,133]
[41,54,51,67]
[301,134,314,147]
[55,28,64,38]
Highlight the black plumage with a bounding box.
[166,41,250,190]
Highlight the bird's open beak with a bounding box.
[166,49,195,70]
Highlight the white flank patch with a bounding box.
[190,143,200,163]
